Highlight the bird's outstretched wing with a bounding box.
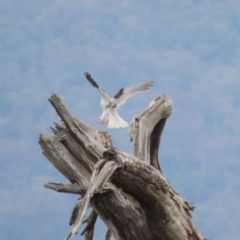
[84,72,111,102]
[113,81,154,106]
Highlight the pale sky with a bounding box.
[1,0,240,240]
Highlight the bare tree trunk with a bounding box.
[39,93,204,240]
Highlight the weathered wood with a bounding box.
[48,94,111,154]
[39,134,90,188]
[105,229,111,240]
[40,93,205,240]
[130,95,172,172]
[44,182,85,195]
[66,159,121,239]
[81,210,98,240]
[93,187,152,240]
[110,151,201,240]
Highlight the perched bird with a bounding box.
[85,72,154,128]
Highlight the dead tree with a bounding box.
[39,91,205,240]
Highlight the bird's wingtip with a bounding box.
[84,72,99,88]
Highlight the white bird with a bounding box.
[85,72,154,128]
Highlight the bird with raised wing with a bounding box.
[85,72,154,128]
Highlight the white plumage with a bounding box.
[85,72,154,128]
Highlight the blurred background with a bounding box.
[1,0,240,239]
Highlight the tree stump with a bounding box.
[39,93,204,240]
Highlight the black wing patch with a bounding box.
[84,72,99,89]
[114,88,124,99]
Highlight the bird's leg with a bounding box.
[97,108,110,125]
[98,111,109,125]
[97,119,108,125]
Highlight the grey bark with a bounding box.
[39,93,205,240]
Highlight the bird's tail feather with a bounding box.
[108,111,128,129]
